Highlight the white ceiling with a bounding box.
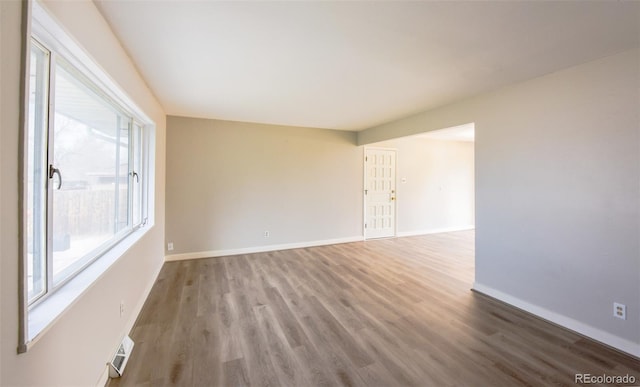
[94,1,640,131]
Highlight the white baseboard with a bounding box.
[473,283,640,358]
[100,259,163,386]
[96,365,109,387]
[164,236,364,262]
[397,225,475,237]
[126,260,162,331]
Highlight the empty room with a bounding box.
[1,0,639,386]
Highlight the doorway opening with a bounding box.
[364,123,475,239]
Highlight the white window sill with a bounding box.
[26,225,152,349]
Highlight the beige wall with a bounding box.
[0,2,8,382]
[1,1,166,385]
[372,137,475,235]
[166,116,363,256]
[359,49,640,355]
[165,117,475,258]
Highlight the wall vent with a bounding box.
[109,336,134,378]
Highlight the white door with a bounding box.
[364,148,396,239]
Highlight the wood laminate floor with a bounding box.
[109,231,640,386]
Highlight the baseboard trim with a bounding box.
[126,260,163,332]
[164,236,364,262]
[101,258,163,386]
[397,225,475,237]
[472,283,640,358]
[96,365,109,387]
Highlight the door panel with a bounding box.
[364,149,396,239]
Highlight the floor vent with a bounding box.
[109,336,134,378]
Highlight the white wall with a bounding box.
[1,1,166,385]
[358,49,640,356]
[165,116,363,258]
[371,137,475,235]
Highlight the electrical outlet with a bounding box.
[167,242,174,251]
[120,301,125,317]
[263,231,270,238]
[614,302,626,320]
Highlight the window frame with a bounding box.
[27,36,147,307]
[26,38,50,303]
[19,0,155,352]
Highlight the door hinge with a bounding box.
[365,156,368,162]
[364,189,368,195]
[364,223,367,229]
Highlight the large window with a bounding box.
[21,1,155,350]
[26,37,148,306]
